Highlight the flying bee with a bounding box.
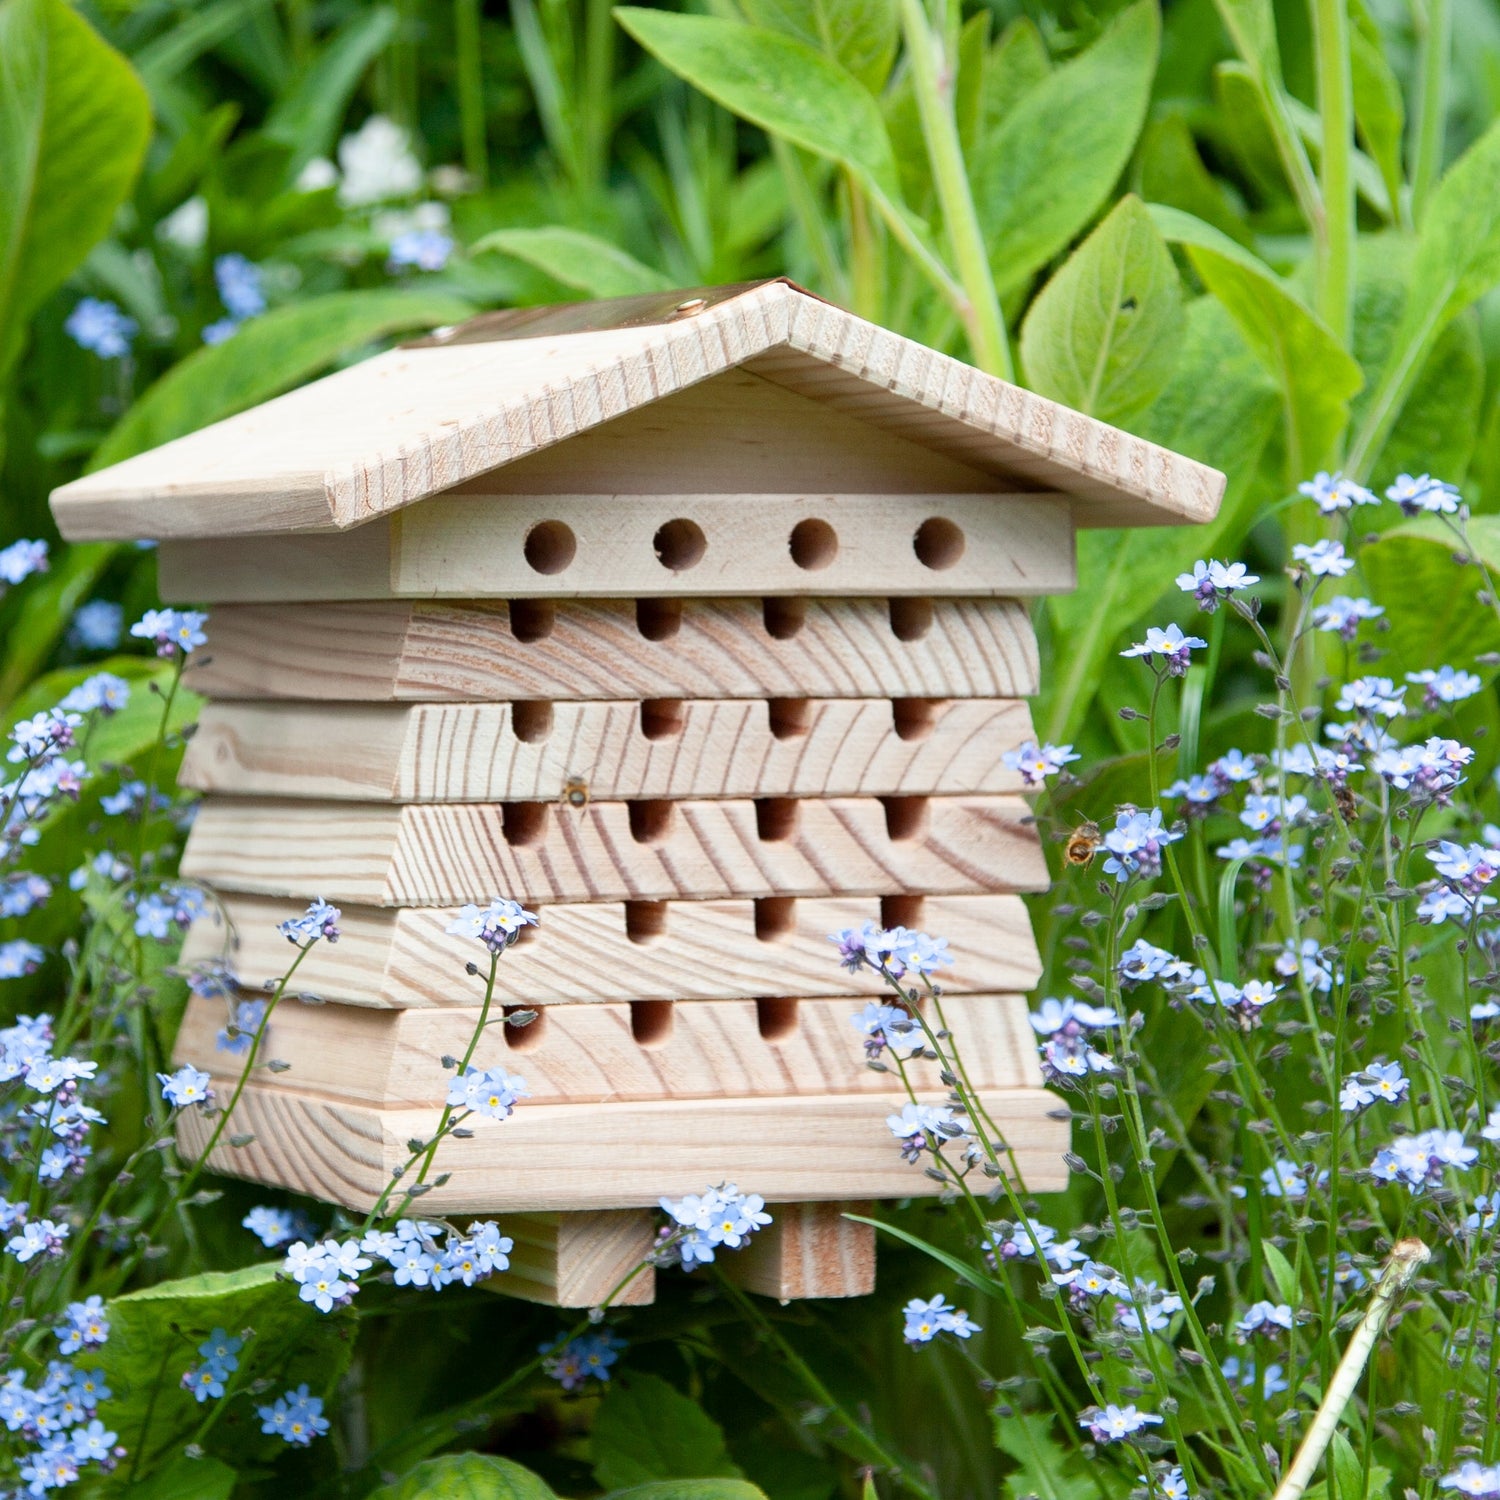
[1063,820,1102,866]
[560,776,591,812]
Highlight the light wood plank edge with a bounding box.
[720,1200,876,1300]
[480,1210,657,1307]
[172,1086,1071,1212]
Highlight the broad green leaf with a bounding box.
[1211,0,1279,82]
[592,1373,742,1492]
[0,0,151,373]
[615,9,902,201]
[472,227,672,297]
[978,17,1049,138]
[1261,1241,1299,1304]
[93,288,475,469]
[369,1454,560,1500]
[994,1412,1102,1500]
[1039,296,1278,744]
[1137,115,1252,245]
[1303,1436,1391,1500]
[102,1263,351,1471]
[1359,519,1500,684]
[1150,204,1363,476]
[1019,195,1183,426]
[607,1486,769,1500]
[1349,0,1404,216]
[132,0,265,95]
[264,7,398,171]
[1353,117,1500,472]
[1211,62,1289,202]
[736,0,897,92]
[123,1454,237,1500]
[972,0,1159,297]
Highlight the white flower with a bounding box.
[338,116,423,205]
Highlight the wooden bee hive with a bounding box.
[50,280,1224,1306]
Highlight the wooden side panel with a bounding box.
[179,697,1037,803]
[161,493,1075,603]
[185,597,1040,701]
[180,893,1043,1007]
[486,1211,657,1307]
[174,1085,1072,1211]
[181,795,1049,905]
[722,1202,875,1299]
[172,992,1044,1104]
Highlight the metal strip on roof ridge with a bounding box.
[400,276,827,348]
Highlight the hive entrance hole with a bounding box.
[508,599,555,642]
[503,1004,547,1051]
[756,997,799,1042]
[763,597,807,639]
[755,798,800,842]
[913,517,965,570]
[523,521,576,575]
[881,796,929,842]
[637,598,683,640]
[628,800,675,844]
[510,701,554,743]
[889,597,934,641]
[653,518,707,572]
[881,895,925,930]
[788,518,838,571]
[639,699,685,740]
[767,698,811,740]
[754,896,796,941]
[892,698,944,741]
[501,802,549,845]
[631,1000,674,1047]
[625,900,668,944]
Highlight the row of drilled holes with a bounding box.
[501,793,931,847]
[510,696,945,746]
[502,996,883,1052]
[508,595,941,644]
[523,516,966,577]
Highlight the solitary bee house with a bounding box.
[51,280,1223,1305]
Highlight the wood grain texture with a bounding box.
[159,492,1076,603]
[179,697,1038,803]
[185,596,1041,701]
[483,1211,657,1307]
[172,1084,1072,1211]
[721,1201,875,1299]
[172,992,1043,1104]
[52,280,1224,540]
[180,893,1043,1007]
[180,794,1049,905]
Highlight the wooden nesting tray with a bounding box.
[179,696,1038,803]
[181,794,1048,906]
[181,892,1043,1007]
[158,492,1075,603]
[173,991,1042,1106]
[183,595,1040,701]
[173,1085,1071,1215]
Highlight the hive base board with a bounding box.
[184,596,1040,702]
[181,794,1049,906]
[483,1210,657,1307]
[181,892,1043,1007]
[173,1086,1071,1212]
[172,992,1043,1106]
[179,697,1037,804]
[720,1201,875,1300]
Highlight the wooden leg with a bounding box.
[483,1210,657,1307]
[722,1201,876,1300]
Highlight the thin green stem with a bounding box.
[1410,0,1451,222]
[1311,0,1355,347]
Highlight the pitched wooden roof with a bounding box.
[51,279,1224,541]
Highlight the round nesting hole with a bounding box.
[636,597,683,641]
[913,516,965,570]
[788,517,838,571]
[510,701,554,743]
[756,998,800,1043]
[508,598,555,642]
[523,520,576,575]
[631,1000,675,1047]
[762,597,807,640]
[503,1004,547,1051]
[889,597,934,641]
[501,802,549,846]
[653,517,707,572]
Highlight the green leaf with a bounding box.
[844,1212,1006,1298]
[615,9,902,201]
[369,1454,560,1500]
[979,18,1049,137]
[1211,0,1280,82]
[0,542,113,711]
[0,0,151,373]
[972,0,1159,297]
[1303,1435,1391,1500]
[736,0,897,93]
[592,1373,742,1492]
[472,227,672,298]
[607,1486,769,1500]
[994,1412,1102,1500]
[1019,195,1183,426]
[1261,1241,1299,1305]
[1137,115,1252,246]
[1359,519,1500,685]
[1348,0,1404,216]
[123,1454,237,1500]
[264,7,398,171]
[1150,204,1363,476]
[93,288,475,468]
[1039,295,1278,744]
[102,1263,352,1473]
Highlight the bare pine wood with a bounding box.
[181,794,1049,905]
[52,280,1224,541]
[721,1201,876,1300]
[172,992,1043,1105]
[185,596,1041,702]
[180,893,1043,1007]
[179,697,1038,803]
[173,1085,1071,1212]
[484,1210,657,1307]
[159,492,1075,603]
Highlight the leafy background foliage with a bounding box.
[6,0,1500,1493]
